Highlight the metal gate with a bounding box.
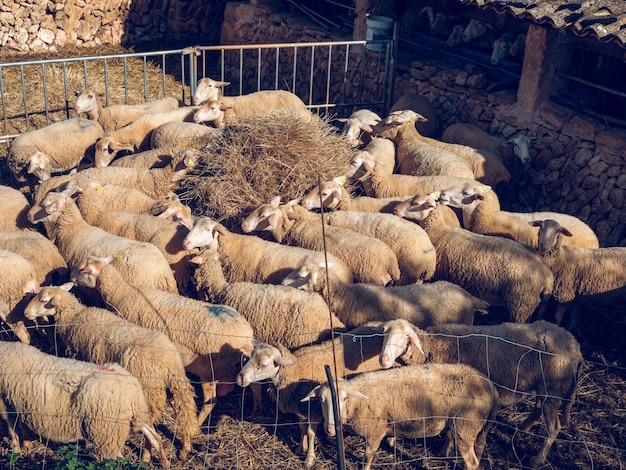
[0,39,394,144]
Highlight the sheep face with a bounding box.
[379,319,425,368]
[70,256,114,288]
[438,183,491,208]
[182,217,222,251]
[392,193,438,221]
[300,178,345,210]
[193,100,224,124]
[281,262,324,291]
[236,342,293,387]
[240,198,282,233]
[24,283,73,320]
[26,152,53,182]
[27,190,69,225]
[74,90,98,115]
[462,19,487,43]
[530,219,573,255]
[192,78,230,105]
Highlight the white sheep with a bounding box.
[336,108,381,144]
[529,218,626,324]
[93,106,200,167]
[108,146,182,169]
[441,122,536,167]
[79,148,201,200]
[149,120,221,149]
[373,110,476,179]
[236,327,391,468]
[393,192,554,323]
[74,89,181,133]
[193,89,314,128]
[0,249,39,343]
[241,197,401,286]
[27,184,179,294]
[346,148,480,199]
[192,77,231,105]
[298,200,436,284]
[282,261,488,328]
[189,249,346,349]
[69,255,255,426]
[379,318,583,468]
[490,31,517,65]
[24,283,200,459]
[182,216,354,285]
[7,118,105,183]
[0,184,32,230]
[438,182,600,249]
[0,341,168,467]
[301,363,499,470]
[299,176,411,213]
[0,229,68,286]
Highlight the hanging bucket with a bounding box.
[366,16,393,52]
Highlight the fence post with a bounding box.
[324,364,345,470]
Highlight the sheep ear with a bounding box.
[560,226,573,237]
[332,176,347,186]
[59,282,74,292]
[347,389,368,399]
[269,196,281,207]
[301,385,321,402]
[478,185,491,193]
[409,330,425,356]
[529,220,542,227]
[214,223,229,236]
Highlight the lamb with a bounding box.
[149,120,221,149]
[69,255,255,426]
[529,219,626,324]
[7,118,105,183]
[27,184,179,294]
[0,229,68,286]
[192,89,313,128]
[299,176,408,213]
[282,261,488,328]
[441,122,536,167]
[438,182,600,249]
[0,184,33,230]
[192,77,231,105]
[189,249,346,349]
[182,216,354,285]
[74,89,180,133]
[24,283,200,459]
[301,363,499,470]
[79,148,200,200]
[393,192,554,323]
[346,148,480,199]
[299,200,436,284]
[446,23,465,46]
[372,110,476,179]
[0,249,39,343]
[235,326,392,468]
[93,106,200,167]
[241,197,401,286]
[0,341,168,467]
[336,109,381,144]
[379,318,583,468]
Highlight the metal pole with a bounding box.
[324,365,345,470]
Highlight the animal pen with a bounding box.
[0,39,625,470]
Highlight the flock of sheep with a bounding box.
[0,74,624,469]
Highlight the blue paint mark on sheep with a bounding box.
[205,305,238,320]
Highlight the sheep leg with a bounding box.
[530,405,561,468]
[301,421,317,468]
[140,424,170,469]
[362,432,385,470]
[197,381,218,425]
[520,398,544,432]
[456,433,480,470]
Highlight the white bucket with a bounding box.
[366,16,393,52]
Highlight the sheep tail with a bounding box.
[562,359,583,427]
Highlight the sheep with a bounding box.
[241,197,402,286]
[529,219,626,324]
[108,146,182,169]
[301,363,499,470]
[192,77,231,105]
[490,31,517,65]
[0,184,32,230]
[93,106,200,167]
[7,118,105,183]
[282,261,488,328]
[299,176,408,213]
[0,341,168,467]
[462,19,496,49]
[509,32,527,58]
[393,192,554,323]
[299,200,436,284]
[0,229,68,286]
[235,326,391,468]
[372,110,476,180]
[69,255,255,426]
[336,109,381,144]
[346,148,480,199]
[24,283,200,459]
[446,23,465,46]
[441,122,536,167]
[74,89,180,133]
[78,148,201,200]
[189,249,346,349]
[389,93,439,137]
[192,89,314,128]
[0,249,39,343]
[379,318,583,468]
[27,183,179,294]
[182,216,354,285]
[438,182,600,249]
[149,120,222,149]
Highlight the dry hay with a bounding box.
[177,109,355,231]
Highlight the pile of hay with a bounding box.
[177,109,356,230]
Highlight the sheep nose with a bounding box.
[379,353,393,368]
[325,424,336,436]
[236,374,247,388]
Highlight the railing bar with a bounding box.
[20,65,29,132]
[41,64,50,125]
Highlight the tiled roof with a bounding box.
[456,0,626,48]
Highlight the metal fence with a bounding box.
[0,38,394,144]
